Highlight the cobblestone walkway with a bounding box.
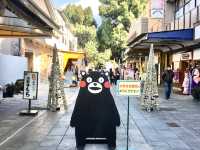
[0,87,200,150]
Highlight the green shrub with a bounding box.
[15,79,24,94]
[3,83,15,97]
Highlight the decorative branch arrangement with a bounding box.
[141,44,159,112]
[48,44,67,111]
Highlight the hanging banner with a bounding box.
[151,0,164,18]
[197,0,200,6]
[23,71,38,100]
[117,80,141,96]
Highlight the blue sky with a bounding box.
[53,0,101,25]
[53,0,79,7]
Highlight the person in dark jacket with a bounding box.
[162,65,174,99]
[109,68,115,85]
[114,68,120,85]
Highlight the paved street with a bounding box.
[2,0,200,150]
[0,86,200,150]
[0,82,75,148]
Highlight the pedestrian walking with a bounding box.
[64,63,74,87]
[182,68,190,95]
[109,68,115,85]
[114,68,120,85]
[133,66,139,80]
[124,64,134,80]
[188,66,193,95]
[75,66,79,81]
[191,66,200,89]
[120,66,125,80]
[162,65,174,99]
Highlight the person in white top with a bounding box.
[124,64,134,80]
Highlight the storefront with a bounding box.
[21,38,53,82]
[127,28,195,86]
[194,24,200,65]
[0,0,58,37]
[173,52,192,91]
[0,0,58,85]
[193,49,200,65]
[61,51,85,73]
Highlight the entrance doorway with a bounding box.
[180,61,190,84]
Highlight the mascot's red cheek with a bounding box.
[104,81,111,88]
[80,81,86,88]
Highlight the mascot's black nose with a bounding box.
[94,83,97,86]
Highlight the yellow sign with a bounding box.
[117,80,141,96]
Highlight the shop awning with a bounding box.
[147,29,193,41]
[126,28,198,56]
[0,0,59,37]
[61,51,85,61]
[59,50,85,73]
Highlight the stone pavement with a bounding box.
[0,82,76,148]
[0,82,50,146]
[0,86,200,150]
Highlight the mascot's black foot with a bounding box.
[76,146,84,150]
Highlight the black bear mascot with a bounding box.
[70,71,120,150]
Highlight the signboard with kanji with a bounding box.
[23,71,38,100]
[117,80,141,96]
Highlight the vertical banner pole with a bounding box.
[28,99,31,112]
[117,80,140,150]
[126,96,130,150]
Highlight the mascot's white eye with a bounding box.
[98,77,104,83]
[86,77,92,83]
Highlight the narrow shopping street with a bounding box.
[0,86,200,150]
[2,0,200,150]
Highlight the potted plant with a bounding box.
[3,83,15,98]
[14,79,24,94]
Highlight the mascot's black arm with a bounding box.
[70,92,83,127]
[107,92,121,126]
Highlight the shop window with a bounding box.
[185,0,195,14]
[62,36,64,44]
[176,0,196,18]
[176,7,184,19]
[185,0,191,3]
[197,0,200,6]
[176,0,184,10]
[69,41,73,50]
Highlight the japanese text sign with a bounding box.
[23,71,38,100]
[117,80,141,96]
